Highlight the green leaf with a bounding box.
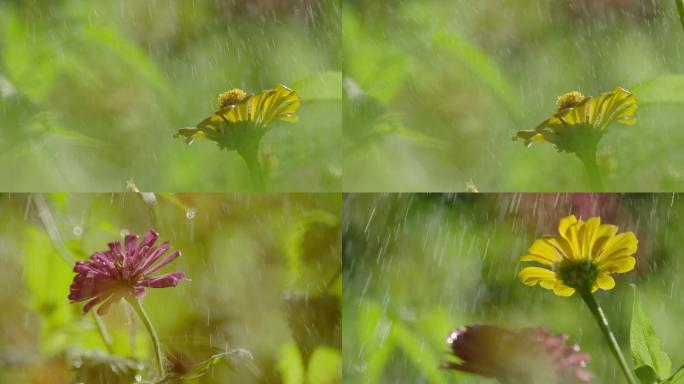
[307,346,341,384]
[392,322,447,384]
[664,365,684,384]
[632,75,684,104]
[630,285,671,381]
[278,342,305,384]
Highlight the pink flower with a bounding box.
[443,325,592,384]
[68,229,187,315]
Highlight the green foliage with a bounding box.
[633,75,684,105]
[356,301,447,384]
[631,286,672,382]
[2,193,340,382]
[0,0,341,191]
[343,0,684,191]
[665,366,684,384]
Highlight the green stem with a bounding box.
[91,312,114,354]
[238,145,266,192]
[127,298,165,379]
[579,289,637,384]
[576,149,604,191]
[676,0,684,32]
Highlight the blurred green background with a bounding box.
[343,0,684,192]
[0,193,341,383]
[0,0,341,191]
[342,193,684,383]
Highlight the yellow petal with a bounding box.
[578,217,601,258]
[563,219,582,259]
[519,267,557,286]
[590,223,619,257]
[553,283,576,297]
[596,231,638,263]
[596,273,616,290]
[558,215,578,239]
[521,238,565,265]
[599,255,636,274]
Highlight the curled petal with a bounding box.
[552,284,575,297]
[595,273,616,290]
[519,267,556,287]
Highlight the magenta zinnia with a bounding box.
[69,229,187,315]
[443,325,592,384]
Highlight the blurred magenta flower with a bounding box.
[443,325,592,384]
[69,229,187,315]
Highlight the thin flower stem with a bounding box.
[676,0,684,32]
[579,289,637,384]
[127,298,165,379]
[91,312,114,354]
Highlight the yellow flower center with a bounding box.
[218,88,247,108]
[556,259,598,291]
[556,91,585,111]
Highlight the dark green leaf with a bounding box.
[630,285,671,380]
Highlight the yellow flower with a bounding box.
[513,87,637,153]
[174,84,300,148]
[518,215,637,297]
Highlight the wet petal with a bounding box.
[552,283,575,297]
[590,223,619,257]
[578,217,601,258]
[596,231,638,263]
[598,255,636,274]
[595,273,616,290]
[519,267,557,286]
[82,293,112,314]
[521,238,564,265]
[140,272,186,288]
[558,215,578,240]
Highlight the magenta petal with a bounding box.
[141,229,159,248]
[96,293,123,316]
[82,293,111,314]
[144,250,181,275]
[135,242,171,274]
[130,286,147,299]
[140,272,186,288]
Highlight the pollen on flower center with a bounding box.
[556,91,585,111]
[218,88,247,108]
[556,259,598,291]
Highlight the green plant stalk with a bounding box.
[91,312,114,354]
[238,143,266,192]
[575,147,604,192]
[676,0,684,32]
[127,297,165,378]
[579,289,637,384]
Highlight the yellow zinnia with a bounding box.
[513,86,637,153]
[518,215,637,297]
[174,84,300,148]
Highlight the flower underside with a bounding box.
[518,215,637,297]
[513,86,637,153]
